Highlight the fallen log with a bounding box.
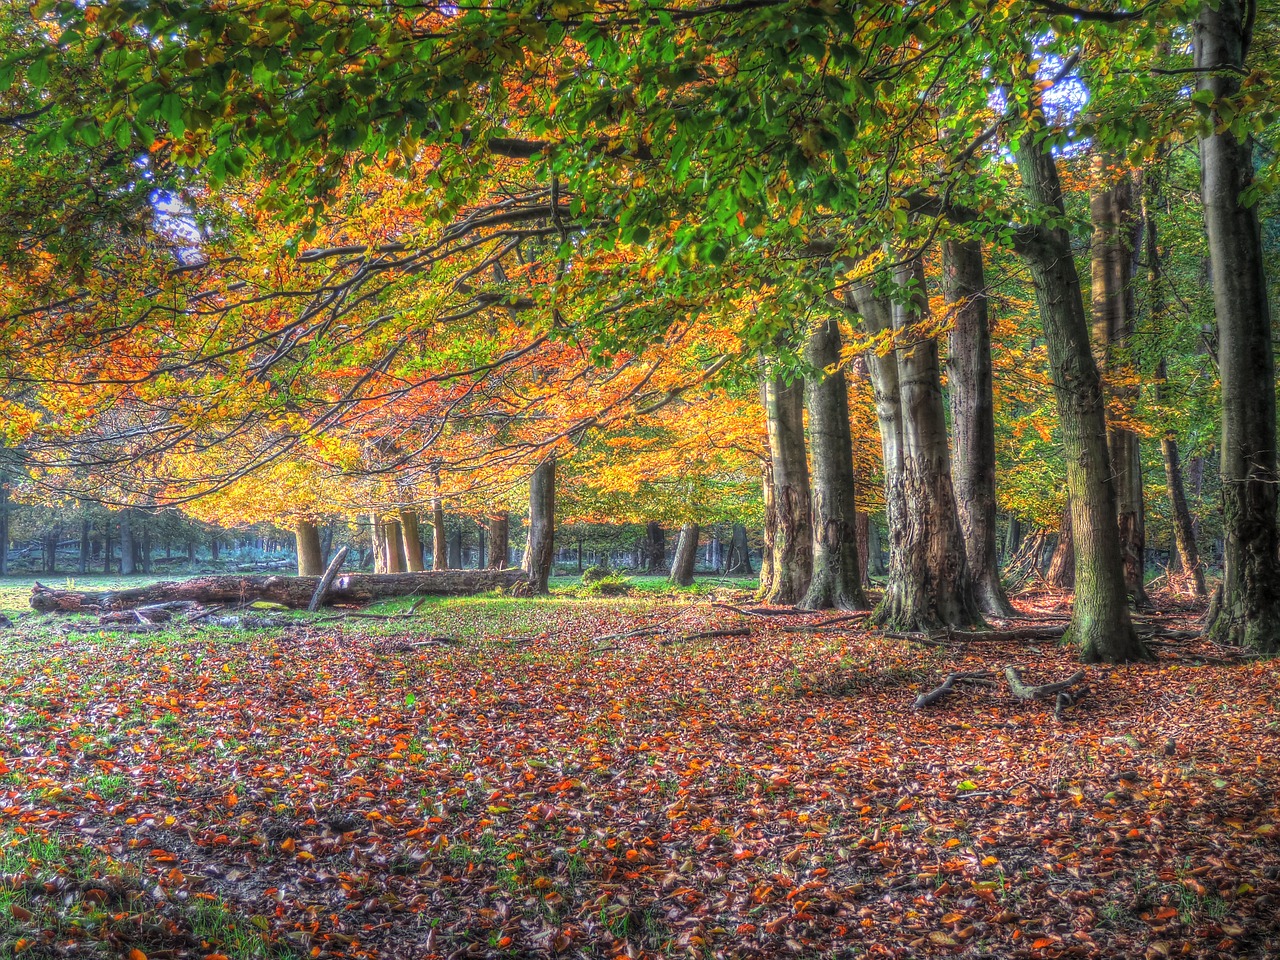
[30,570,527,613]
[308,546,349,612]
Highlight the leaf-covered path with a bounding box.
[2,593,1277,959]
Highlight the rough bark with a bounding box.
[943,237,1015,616]
[800,319,867,610]
[854,512,871,587]
[488,513,509,569]
[400,510,425,572]
[432,498,448,570]
[1013,134,1145,662]
[294,519,325,576]
[30,569,527,612]
[1090,170,1147,607]
[669,522,700,587]
[525,457,555,594]
[1045,505,1075,589]
[1196,0,1280,651]
[761,365,813,604]
[756,463,776,598]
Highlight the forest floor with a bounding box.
[0,580,1276,959]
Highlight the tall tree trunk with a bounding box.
[1091,170,1147,607]
[847,284,905,592]
[399,510,425,572]
[1013,134,1145,662]
[874,258,978,630]
[370,513,387,574]
[801,319,867,610]
[727,522,753,576]
[1196,0,1280,651]
[432,499,448,570]
[854,512,871,586]
[669,522,700,587]
[943,237,1015,616]
[0,469,8,577]
[447,529,462,569]
[477,523,486,569]
[295,519,324,576]
[756,462,776,598]
[866,517,885,576]
[1005,515,1023,561]
[385,519,407,574]
[761,365,813,604]
[1046,505,1075,589]
[211,538,220,562]
[525,457,556,594]
[644,521,666,574]
[488,512,509,569]
[79,520,91,575]
[120,510,136,576]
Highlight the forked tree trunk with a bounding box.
[525,458,556,594]
[761,366,813,604]
[1013,133,1145,662]
[1196,0,1280,651]
[400,510,425,572]
[727,522,753,575]
[1091,170,1147,607]
[801,319,867,610]
[756,463,776,597]
[875,258,978,630]
[1045,505,1075,589]
[295,520,324,576]
[943,237,1015,616]
[432,498,448,571]
[488,512,509,569]
[669,522,700,587]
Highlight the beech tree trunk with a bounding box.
[384,519,407,574]
[644,521,666,573]
[756,462,776,598]
[447,529,462,569]
[1196,0,1280,651]
[726,522,753,575]
[400,510,425,572]
[525,457,555,594]
[1046,505,1075,589]
[1091,170,1147,607]
[432,499,448,570]
[488,513,509,569]
[855,512,871,587]
[943,237,1014,617]
[370,513,387,573]
[120,511,135,576]
[295,519,324,576]
[1013,133,1145,662]
[761,365,813,604]
[669,522,700,587]
[801,319,867,610]
[877,259,978,629]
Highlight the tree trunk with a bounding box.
[800,319,867,610]
[1091,170,1147,607]
[488,513,509,569]
[756,462,776,598]
[1046,505,1075,589]
[866,517,885,576]
[943,237,1014,616]
[385,519,407,574]
[761,365,813,604]
[211,538,220,562]
[79,520,91,575]
[295,519,324,576]
[30,569,528,612]
[855,512,871,586]
[399,510,425,572]
[525,457,555,594]
[1005,515,1023,561]
[119,511,136,576]
[0,470,8,577]
[142,525,153,575]
[447,529,462,569]
[477,523,486,569]
[1013,132,1145,663]
[370,513,387,574]
[432,499,448,570]
[644,521,666,574]
[1196,0,1280,651]
[726,522,753,576]
[669,522,700,587]
[186,539,197,565]
[848,284,905,591]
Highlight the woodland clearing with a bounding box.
[1,583,1276,960]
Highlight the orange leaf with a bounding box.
[129,950,148,960]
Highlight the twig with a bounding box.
[660,627,751,647]
[914,671,997,709]
[782,613,868,633]
[710,603,794,618]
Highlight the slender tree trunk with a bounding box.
[477,523,486,569]
[525,458,555,594]
[1005,515,1023,561]
[211,538,220,562]
[1091,170,1147,607]
[669,522,700,587]
[761,365,813,604]
[943,237,1015,616]
[120,511,136,576]
[429,499,447,570]
[855,512,871,587]
[385,519,407,574]
[488,513,509,569]
[447,529,462,569]
[757,461,776,597]
[1196,0,1280,651]
[1046,505,1075,589]
[370,512,387,574]
[1013,133,1145,662]
[79,520,91,575]
[866,518,885,576]
[727,522,753,575]
[801,319,867,610]
[644,521,666,574]
[399,510,425,572]
[295,519,324,576]
[0,470,8,577]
